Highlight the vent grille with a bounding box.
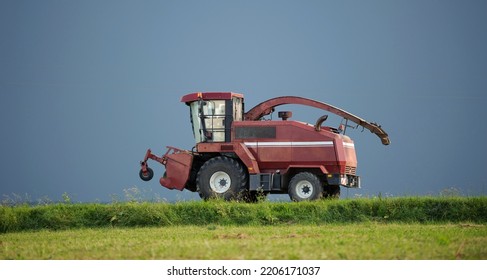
[345,166,356,175]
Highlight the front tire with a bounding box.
[288,172,323,201]
[196,156,248,201]
[139,167,154,181]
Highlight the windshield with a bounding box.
[189,100,226,143]
[190,102,203,143]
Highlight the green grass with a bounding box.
[1,197,486,259]
[1,197,486,233]
[1,223,486,259]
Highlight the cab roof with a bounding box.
[181,92,244,104]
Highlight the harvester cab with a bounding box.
[139,92,389,202]
[183,92,244,143]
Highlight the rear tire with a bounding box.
[288,172,323,201]
[196,156,248,201]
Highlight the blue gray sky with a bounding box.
[1,0,486,202]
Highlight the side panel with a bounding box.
[232,121,339,173]
[234,123,291,171]
[342,137,358,174]
[334,136,358,174]
[245,141,292,167]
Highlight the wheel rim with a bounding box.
[295,180,313,199]
[209,171,232,193]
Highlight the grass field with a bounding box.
[1,197,486,232]
[1,197,486,259]
[1,223,486,259]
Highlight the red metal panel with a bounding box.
[250,142,292,172]
[196,142,260,174]
[333,140,346,174]
[235,143,260,174]
[334,138,359,175]
[292,146,335,164]
[159,153,193,191]
[343,138,358,169]
[232,120,345,175]
[196,142,224,152]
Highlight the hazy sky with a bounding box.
[1,0,486,202]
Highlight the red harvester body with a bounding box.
[139,92,389,201]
